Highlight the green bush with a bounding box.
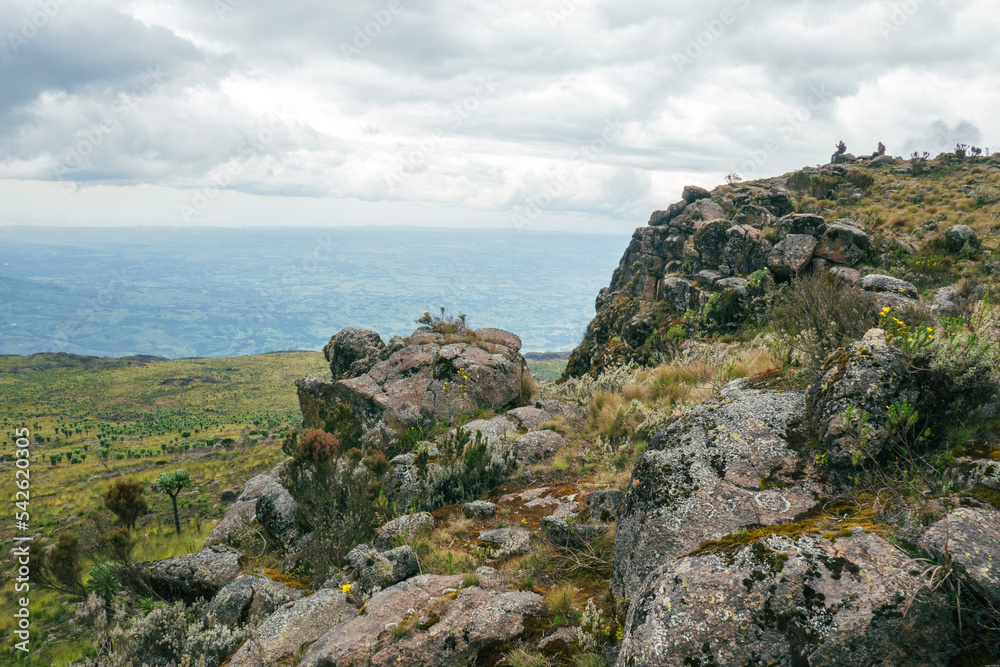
[418,427,514,511]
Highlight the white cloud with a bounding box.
[1,0,998,228]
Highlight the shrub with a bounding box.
[769,272,877,372]
[86,563,122,603]
[104,479,148,530]
[844,169,875,191]
[418,428,515,510]
[298,429,341,462]
[416,306,468,334]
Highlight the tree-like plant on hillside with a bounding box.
[104,479,148,530]
[156,469,191,534]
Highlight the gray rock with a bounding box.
[944,224,981,254]
[352,545,420,594]
[505,406,552,431]
[479,527,532,555]
[476,566,499,575]
[474,327,522,352]
[226,588,357,667]
[537,626,580,652]
[931,285,961,316]
[512,430,564,465]
[648,201,687,227]
[323,327,386,380]
[220,489,238,503]
[619,531,956,666]
[694,269,721,287]
[778,213,827,238]
[869,153,895,167]
[768,233,818,278]
[805,328,919,470]
[136,545,241,602]
[612,378,818,599]
[256,479,298,550]
[207,473,276,547]
[660,277,692,313]
[207,571,306,629]
[723,225,770,276]
[682,185,711,203]
[714,276,747,295]
[385,453,424,509]
[860,273,919,299]
[298,329,528,430]
[462,500,497,519]
[535,399,585,421]
[447,416,517,445]
[587,490,625,522]
[814,221,870,265]
[828,265,862,284]
[373,512,436,551]
[299,574,544,667]
[919,507,1000,606]
[733,203,774,228]
[693,218,731,266]
[540,516,608,550]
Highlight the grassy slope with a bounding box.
[0,351,328,666]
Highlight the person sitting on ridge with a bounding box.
[871,141,886,158]
[831,140,847,163]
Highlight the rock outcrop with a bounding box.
[134,545,241,602]
[298,326,528,430]
[612,378,821,598]
[618,530,956,666]
[918,507,1000,606]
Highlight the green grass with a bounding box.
[525,354,569,383]
[0,350,327,666]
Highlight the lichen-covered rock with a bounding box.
[298,329,528,430]
[256,479,298,550]
[372,512,436,551]
[207,570,306,629]
[206,473,275,547]
[648,200,687,227]
[226,588,357,666]
[944,224,980,254]
[828,265,862,284]
[613,378,819,598]
[535,399,585,421]
[805,328,919,470]
[618,530,956,666]
[768,233,817,278]
[506,406,552,430]
[512,430,564,465]
[323,328,386,380]
[479,527,532,555]
[587,490,625,522]
[918,507,1000,606]
[930,285,961,316]
[462,500,497,519]
[723,225,771,276]
[136,545,241,602]
[474,327,522,352]
[299,574,544,667]
[860,273,919,299]
[348,544,420,594]
[693,218,731,266]
[814,220,870,265]
[446,416,517,444]
[540,516,608,550]
[682,185,711,202]
[385,452,424,509]
[777,213,827,238]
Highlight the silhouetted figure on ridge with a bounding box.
[871,141,886,158]
[831,141,847,163]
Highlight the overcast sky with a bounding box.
[0,0,996,233]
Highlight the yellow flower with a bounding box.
[342,583,352,594]
[908,338,913,342]
[927,327,933,332]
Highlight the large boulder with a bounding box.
[346,544,420,594]
[805,328,920,470]
[693,218,731,266]
[723,225,771,276]
[860,273,919,299]
[918,507,1000,606]
[505,406,552,430]
[648,200,687,227]
[587,490,625,522]
[134,545,241,602]
[768,233,818,278]
[944,224,981,254]
[206,570,307,629]
[256,479,298,550]
[225,588,358,666]
[682,185,711,203]
[618,530,956,666]
[540,516,608,550]
[777,213,827,238]
[512,429,564,465]
[206,473,276,547]
[612,378,820,598]
[299,575,545,666]
[814,221,870,266]
[297,328,528,430]
[479,527,532,556]
[323,328,386,380]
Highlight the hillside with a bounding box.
[7,149,1000,667]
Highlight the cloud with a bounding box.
[1,0,998,227]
